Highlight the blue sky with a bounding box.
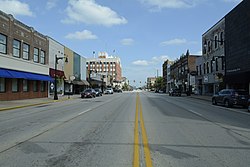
[0,0,242,86]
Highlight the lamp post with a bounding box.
[54,54,68,100]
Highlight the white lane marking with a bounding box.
[77,108,92,116]
[188,109,202,116]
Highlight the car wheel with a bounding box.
[212,98,217,105]
[224,100,231,108]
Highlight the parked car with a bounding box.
[104,88,113,94]
[94,88,102,97]
[169,88,181,96]
[81,89,96,98]
[212,89,249,108]
[248,98,250,112]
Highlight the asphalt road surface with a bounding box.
[0,91,250,167]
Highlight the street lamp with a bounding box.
[54,54,68,100]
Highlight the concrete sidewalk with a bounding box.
[188,94,212,102]
[0,94,80,112]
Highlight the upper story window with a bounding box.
[208,41,212,53]
[13,39,21,58]
[206,62,209,73]
[34,48,39,63]
[210,60,213,73]
[203,63,206,74]
[220,31,224,45]
[0,33,7,54]
[40,50,45,64]
[203,40,207,54]
[199,65,202,75]
[214,35,218,49]
[215,58,218,71]
[23,43,30,60]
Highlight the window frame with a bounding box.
[41,81,45,92]
[40,50,45,64]
[13,39,21,58]
[0,33,7,54]
[33,80,38,92]
[12,78,19,92]
[33,47,39,63]
[23,79,29,92]
[0,78,6,92]
[22,43,30,60]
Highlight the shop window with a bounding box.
[12,78,19,92]
[34,48,39,63]
[33,81,38,92]
[23,79,28,92]
[0,33,7,54]
[0,78,5,92]
[23,43,30,60]
[13,39,21,58]
[41,81,45,92]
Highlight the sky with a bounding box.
[0,0,242,87]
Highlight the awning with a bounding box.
[72,80,90,86]
[49,68,65,79]
[0,68,53,81]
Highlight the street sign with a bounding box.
[50,83,54,90]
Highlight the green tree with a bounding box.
[155,77,164,91]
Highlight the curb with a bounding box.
[0,98,73,112]
[189,96,211,102]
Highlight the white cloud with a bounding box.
[132,55,170,66]
[62,0,127,26]
[132,60,149,66]
[65,30,98,40]
[46,0,59,10]
[151,55,169,63]
[121,38,134,46]
[0,0,33,16]
[161,38,187,46]
[139,0,199,9]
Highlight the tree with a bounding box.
[155,77,164,91]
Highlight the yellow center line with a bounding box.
[133,93,139,167]
[133,93,153,167]
[139,94,153,167]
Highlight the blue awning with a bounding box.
[0,68,53,81]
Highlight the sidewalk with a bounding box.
[0,94,80,112]
[188,94,212,102]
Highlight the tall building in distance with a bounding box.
[86,52,122,87]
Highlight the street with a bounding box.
[0,91,250,167]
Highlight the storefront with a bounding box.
[0,68,52,100]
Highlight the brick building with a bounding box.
[0,11,51,100]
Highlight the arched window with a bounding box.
[220,31,224,45]
[214,35,218,49]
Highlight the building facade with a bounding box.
[170,51,200,94]
[0,11,51,100]
[86,52,122,87]
[162,60,173,93]
[200,18,225,95]
[225,0,250,94]
[48,37,65,96]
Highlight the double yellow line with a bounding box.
[133,93,153,167]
